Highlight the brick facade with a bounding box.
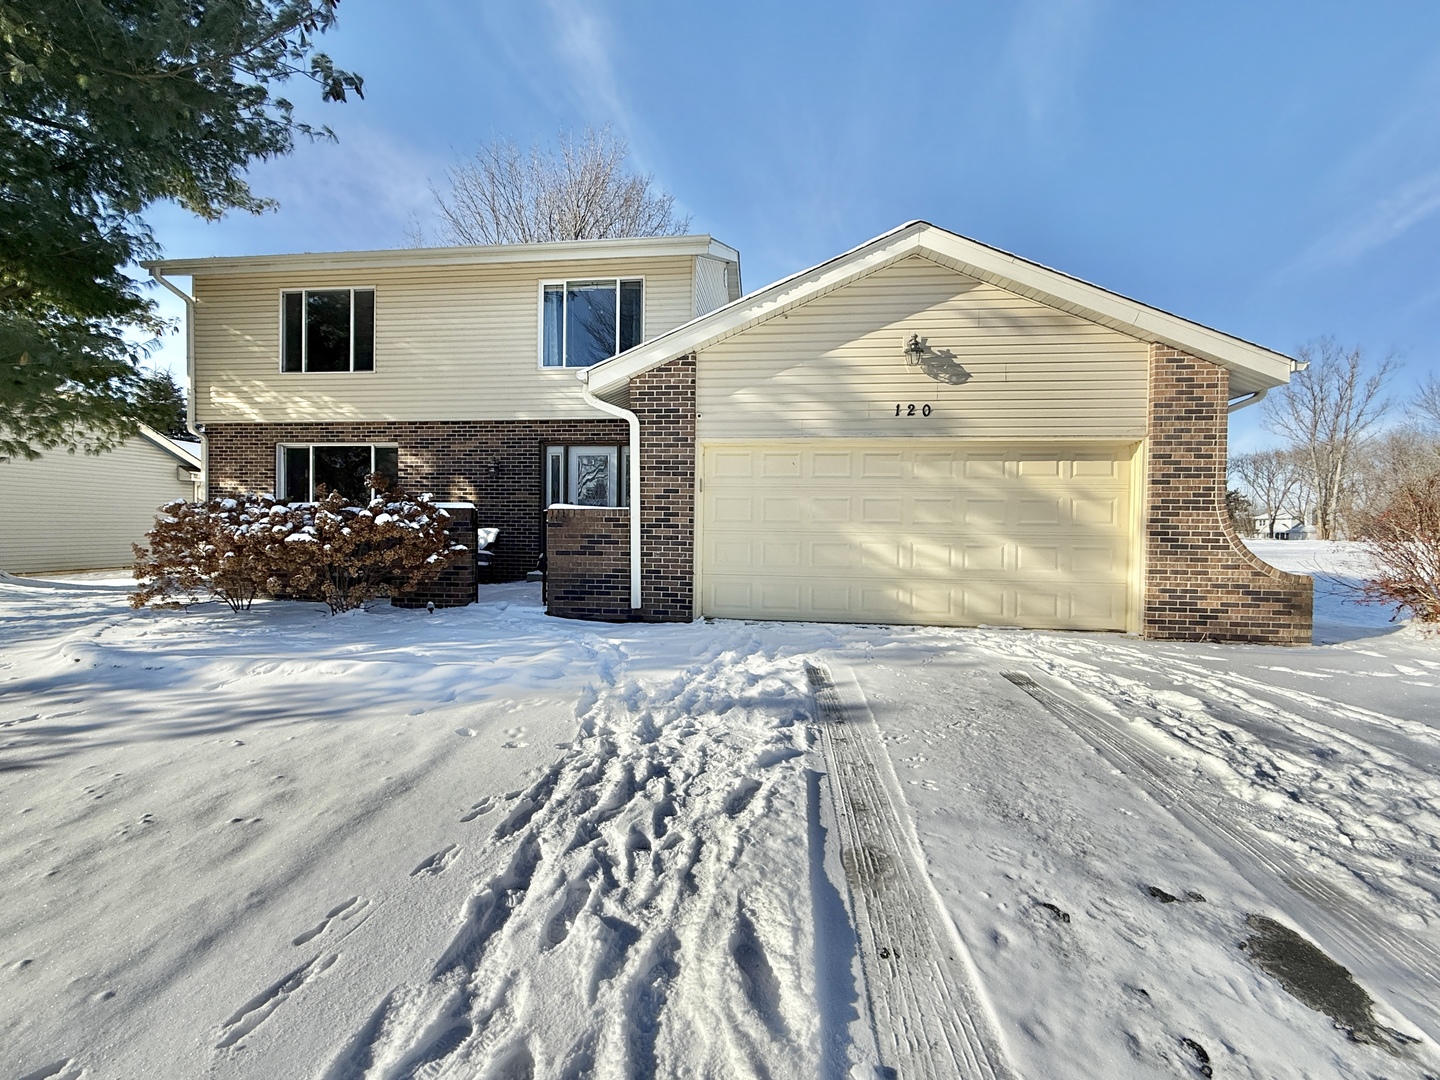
[204,418,627,583]
[544,507,632,620]
[630,355,697,621]
[1144,345,1312,644]
[540,355,698,623]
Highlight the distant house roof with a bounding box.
[583,221,1294,398]
[137,425,201,470]
[141,234,740,277]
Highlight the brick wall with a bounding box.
[392,503,477,609]
[204,418,626,582]
[630,355,697,621]
[544,506,631,620]
[1145,345,1312,644]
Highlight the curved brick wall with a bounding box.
[1144,346,1312,644]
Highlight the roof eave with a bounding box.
[142,233,736,277]
[585,222,1294,396]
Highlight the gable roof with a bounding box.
[583,221,1294,398]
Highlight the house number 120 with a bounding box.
[895,403,932,417]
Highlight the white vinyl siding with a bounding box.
[694,254,1149,441]
[694,256,731,317]
[0,437,197,573]
[192,256,694,424]
[699,440,1138,631]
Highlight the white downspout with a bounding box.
[1226,387,1269,413]
[148,269,206,495]
[580,381,642,612]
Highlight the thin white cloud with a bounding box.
[1004,0,1105,128]
[542,0,636,137]
[1281,164,1440,277]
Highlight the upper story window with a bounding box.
[540,278,643,368]
[281,288,376,373]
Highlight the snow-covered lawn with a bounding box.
[1,542,1436,1078]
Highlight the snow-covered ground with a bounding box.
[1,542,1436,1078]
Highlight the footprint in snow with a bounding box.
[455,727,476,737]
[411,844,460,878]
[292,896,365,946]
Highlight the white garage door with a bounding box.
[700,441,1137,630]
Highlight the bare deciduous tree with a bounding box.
[1263,337,1395,539]
[1229,448,1307,538]
[416,128,691,247]
[1413,373,1440,434]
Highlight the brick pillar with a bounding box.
[630,355,697,621]
[1145,345,1312,643]
[544,506,631,620]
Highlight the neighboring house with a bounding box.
[0,426,201,573]
[147,221,1312,644]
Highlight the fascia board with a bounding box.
[137,424,202,469]
[917,231,1295,388]
[142,234,733,277]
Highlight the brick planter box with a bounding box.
[544,506,631,621]
[392,502,478,609]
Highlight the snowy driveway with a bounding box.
[2,543,1438,1079]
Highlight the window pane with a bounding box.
[352,289,375,371]
[282,447,310,501]
[546,446,564,505]
[282,293,303,372]
[619,279,643,352]
[305,290,352,372]
[313,445,371,502]
[566,281,617,367]
[542,286,564,368]
[573,452,613,505]
[373,446,398,492]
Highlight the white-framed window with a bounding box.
[280,288,376,372]
[276,443,398,502]
[539,278,643,368]
[545,444,629,507]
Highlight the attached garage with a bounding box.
[552,220,1314,645]
[700,440,1138,630]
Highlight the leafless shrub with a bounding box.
[422,127,690,246]
[132,477,465,614]
[1354,470,1440,625]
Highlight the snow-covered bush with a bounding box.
[1356,470,1440,624]
[133,476,466,614]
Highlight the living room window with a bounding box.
[539,279,643,368]
[276,444,398,502]
[281,289,376,372]
[545,444,629,507]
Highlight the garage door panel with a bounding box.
[702,441,1133,630]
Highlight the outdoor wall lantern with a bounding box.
[903,333,928,366]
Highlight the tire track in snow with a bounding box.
[1002,670,1440,1049]
[318,631,830,1078]
[974,634,1440,949]
[808,661,1017,1080]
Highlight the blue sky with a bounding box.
[141,1,1440,450]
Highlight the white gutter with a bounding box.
[579,385,642,611]
[1227,387,1269,413]
[148,269,206,494]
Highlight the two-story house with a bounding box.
[146,234,740,585]
[146,221,1313,644]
